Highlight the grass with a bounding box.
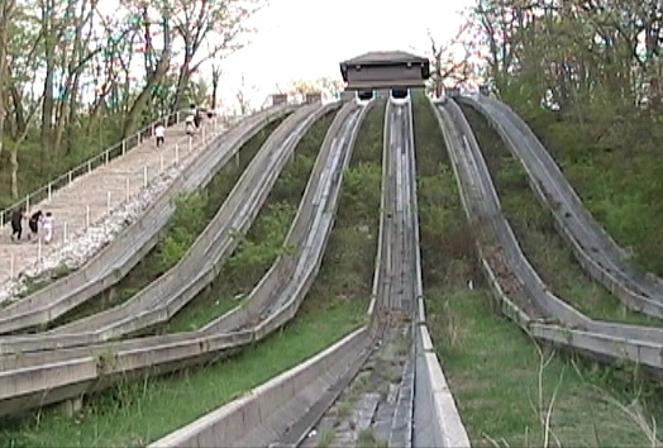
[357,428,387,448]
[461,104,661,327]
[0,295,366,447]
[414,92,663,446]
[48,118,284,328]
[163,110,337,332]
[505,103,663,278]
[0,100,384,447]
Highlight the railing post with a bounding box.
[48,182,52,202]
[176,111,180,124]
[87,160,92,173]
[105,149,109,165]
[25,195,30,215]
[122,139,126,156]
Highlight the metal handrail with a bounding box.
[0,109,194,227]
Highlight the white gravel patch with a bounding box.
[0,165,181,305]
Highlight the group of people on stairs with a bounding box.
[154,104,207,148]
[10,209,54,244]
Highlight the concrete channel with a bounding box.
[0,102,337,353]
[461,95,663,318]
[149,98,469,448]
[0,104,293,334]
[434,98,663,374]
[0,100,367,417]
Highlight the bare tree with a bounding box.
[171,0,261,110]
[428,24,475,96]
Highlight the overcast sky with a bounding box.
[216,0,474,110]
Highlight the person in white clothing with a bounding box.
[155,124,165,148]
[185,114,195,136]
[43,211,54,244]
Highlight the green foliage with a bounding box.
[464,104,661,326]
[49,118,284,327]
[357,428,387,448]
[224,202,295,287]
[164,110,338,332]
[157,192,208,272]
[0,104,380,448]
[339,162,381,223]
[414,94,663,445]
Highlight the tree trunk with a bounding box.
[10,86,25,134]
[9,144,18,198]
[123,49,171,138]
[0,0,15,159]
[211,69,220,110]
[41,0,55,153]
[173,52,193,111]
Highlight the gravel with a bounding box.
[0,165,180,305]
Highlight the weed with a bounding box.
[163,111,337,332]
[357,428,387,448]
[317,428,336,448]
[47,118,284,328]
[462,103,661,326]
[414,92,662,446]
[0,101,384,447]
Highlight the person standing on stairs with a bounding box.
[185,113,195,136]
[155,123,166,148]
[42,212,54,244]
[10,209,25,242]
[28,210,43,241]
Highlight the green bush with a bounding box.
[157,192,208,272]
